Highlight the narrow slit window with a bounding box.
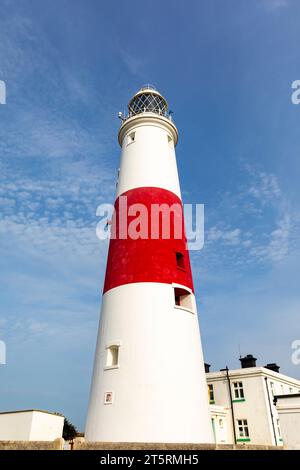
[176,252,185,269]
[128,132,136,144]
[208,384,214,403]
[106,345,119,368]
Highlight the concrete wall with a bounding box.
[0,411,33,441]
[30,411,64,441]
[276,395,300,449]
[0,411,64,442]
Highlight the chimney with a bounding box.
[265,363,280,373]
[239,354,257,369]
[204,363,211,373]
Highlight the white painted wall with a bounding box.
[0,411,33,441]
[116,115,181,199]
[85,282,214,443]
[30,411,64,441]
[0,411,64,441]
[276,395,300,449]
[210,405,229,444]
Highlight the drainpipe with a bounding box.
[264,377,277,446]
[221,366,236,444]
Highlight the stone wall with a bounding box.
[0,438,64,450]
[0,438,282,450]
[73,439,281,451]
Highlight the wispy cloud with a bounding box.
[194,164,298,275]
[119,47,145,77]
[259,0,289,11]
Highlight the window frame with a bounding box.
[104,341,121,370]
[127,131,136,145]
[236,419,250,441]
[173,284,195,314]
[175,251,185,270]
[232,381,245,401]
[208,384,215,404]
[104,391,114,405]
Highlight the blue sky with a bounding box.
[1,0,300,430]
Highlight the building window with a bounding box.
[270,382,275,397]
[173,287,194,313]
[105,345,119,369]
[233,382,245,400]
[219,419,224,429]
[237,419,250,440]
[104,391,113,405]
[175,252,185,269]
[208,384,215,404]
[277,419,282,439]
[127,132,135,144]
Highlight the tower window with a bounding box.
[167,134,173,146]
[105,345,119,368]
[173,287,194,312]
[104,391,113,404]
[176,252,185,269]
[127,132,136,144]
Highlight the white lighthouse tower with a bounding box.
[85,86,213,444]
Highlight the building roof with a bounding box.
[0,409,64,417]
[206,366,300,386]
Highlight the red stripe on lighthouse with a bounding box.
[103,187,194,294]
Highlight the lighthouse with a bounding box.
[85,86,213,444]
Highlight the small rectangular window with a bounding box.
[233,382,244,399]
[173,287,194,312]
[106,345,119,368]
[237,419,249,438]
[104,391,113,405]
[208,384,214,403]
[176,252,185,269]
[277,419,282,438]
[128,132,135,144]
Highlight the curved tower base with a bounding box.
[85,283,213,443]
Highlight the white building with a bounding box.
[0,410,64,441]
[206,355,300,447]
[275,394,300,449]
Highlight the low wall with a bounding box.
[73,439,281,451]
[0,438,64,450]
[0,438,282,451]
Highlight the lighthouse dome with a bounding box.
[128,85,168,117]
